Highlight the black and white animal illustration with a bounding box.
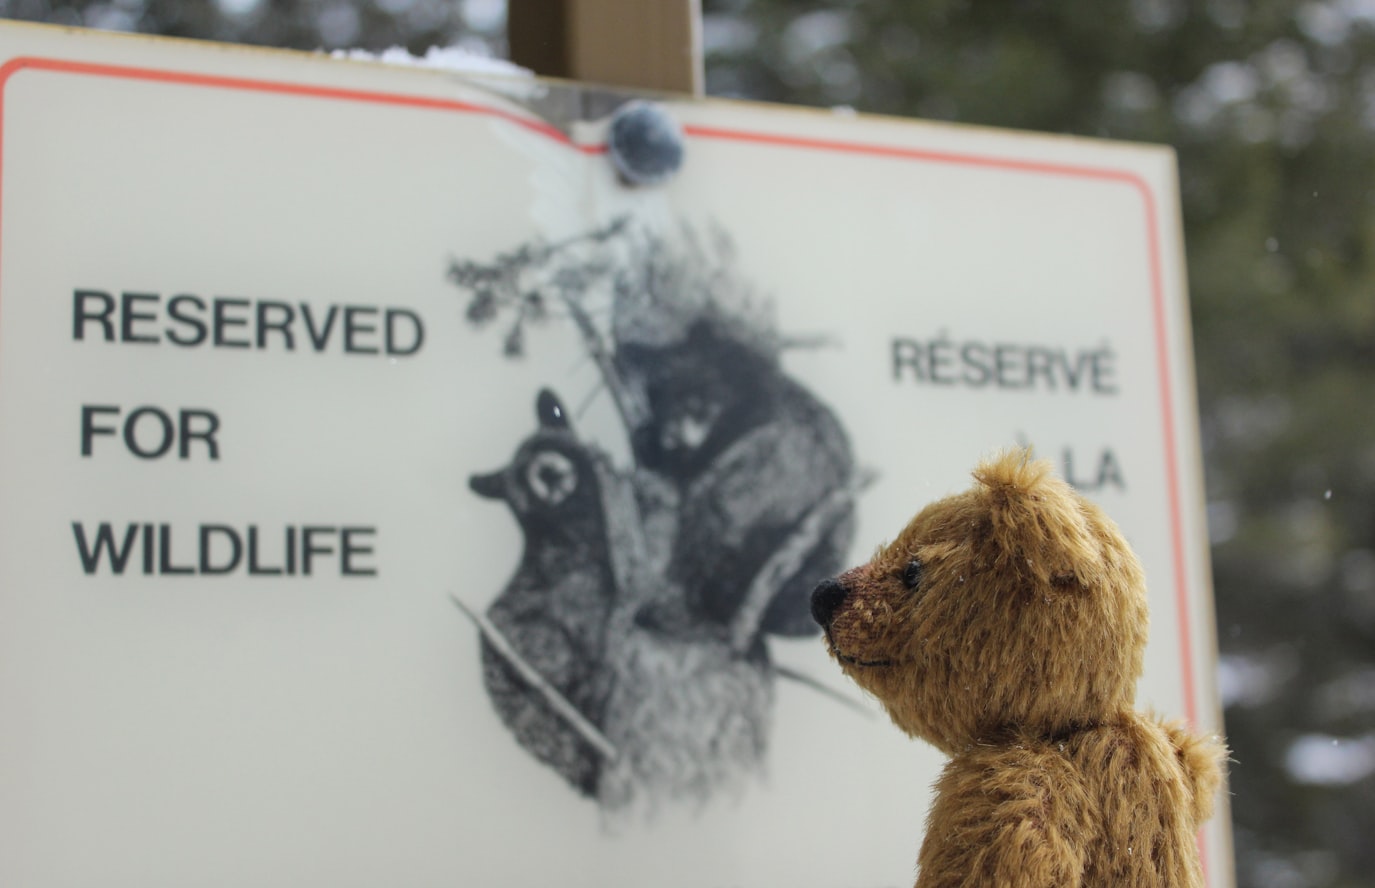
[466,387,782,819]
[452,220,860,818]
[615,316,855,639]
[467,390,619,797]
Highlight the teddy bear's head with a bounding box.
[810,452,1148,754]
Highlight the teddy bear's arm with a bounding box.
[915,747,1096,888]
[1160,719,1227,825]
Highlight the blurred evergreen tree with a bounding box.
[0,0,505,54]
[2,1,1372,885]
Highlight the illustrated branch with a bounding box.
[447,215,647,440]
[449,594,619,762]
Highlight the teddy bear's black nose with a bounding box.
[810,577,849,629]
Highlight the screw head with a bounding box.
[607,100,685,187]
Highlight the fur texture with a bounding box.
[811,451,1225,888]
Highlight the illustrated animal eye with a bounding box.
[902,559,923,590]
[526,450,577,505]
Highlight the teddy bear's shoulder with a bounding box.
[917,714,1224,887]
[920,741,1097,886]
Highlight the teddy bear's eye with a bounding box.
[902,559,924,590]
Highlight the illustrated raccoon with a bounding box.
[614,316,856,640]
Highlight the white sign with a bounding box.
[0,22,1230,888]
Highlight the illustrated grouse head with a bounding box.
[469,389,604,536]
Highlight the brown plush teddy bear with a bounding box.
[810,451,1225,887]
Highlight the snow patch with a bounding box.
[331,45,533,79]
[1284,732,1375,785]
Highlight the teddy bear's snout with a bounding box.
[810,576,849,629]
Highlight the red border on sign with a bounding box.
[0,53,1204,872]
[0,48,1199,728]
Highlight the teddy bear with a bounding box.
[810,451,1225,888]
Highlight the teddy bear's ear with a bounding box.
[971,449,1053,502]
[971,450,1105,590]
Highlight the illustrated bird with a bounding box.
[468,389,619,796]
[466,388,785,818]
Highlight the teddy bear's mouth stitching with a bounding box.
[835,650,895,668]
[825,625,895,668]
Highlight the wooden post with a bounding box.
[507,0,703,96]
